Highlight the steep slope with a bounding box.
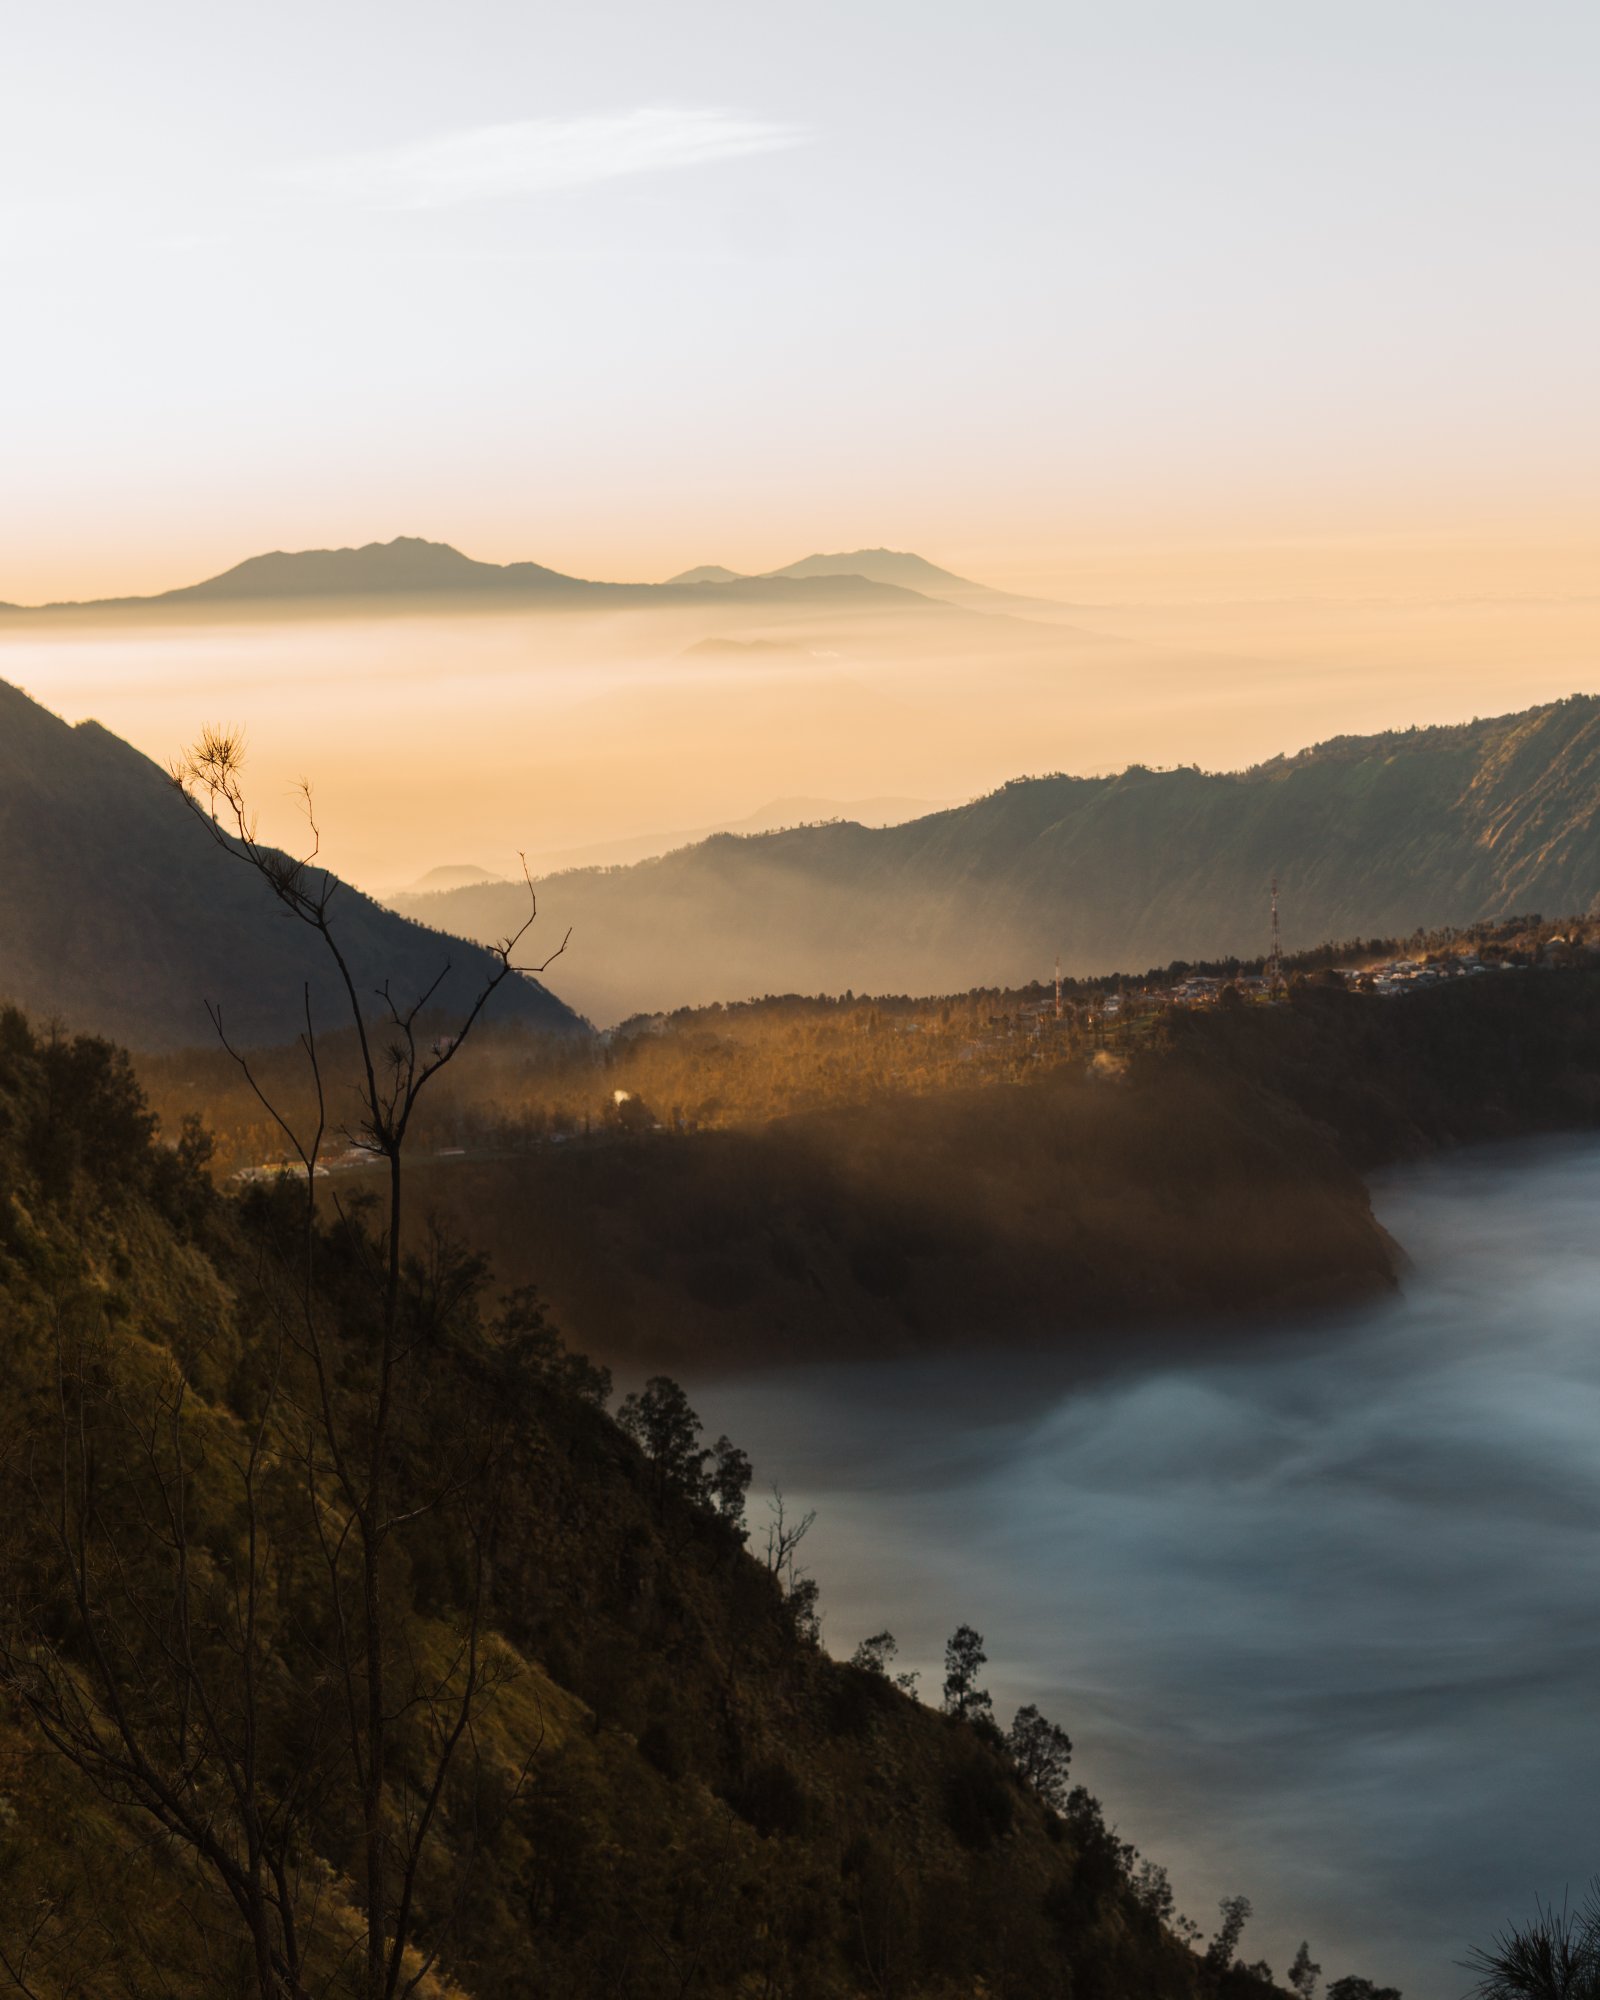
[0,1009,1280,2000]
[410,696,1600,1023]
[0,681,582,1048]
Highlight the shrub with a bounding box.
[943,1754,1014,1850]
[731,1756,807,1838]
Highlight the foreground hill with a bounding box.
[0,681,581,1048]
[404,696,1600,1023]
[0,1007,1305,1999]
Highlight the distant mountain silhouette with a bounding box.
[17,538,1001,619]
[400,862,506,895]
[0,681,583,1049]
[413,696,1600,1023]
[664,555,974,591]
[160,537,583,602]
[665,564,745,586]
[667,547,1072,617]
[767,549,979,591]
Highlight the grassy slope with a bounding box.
[0,1011,1251,2000]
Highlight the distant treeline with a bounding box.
[137,911,1600,1177]
[120,913,1600,1386]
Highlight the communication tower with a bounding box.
[1269,874,1283,996]
[1054,952,1063,1020]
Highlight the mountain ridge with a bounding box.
[406,793,956,886]
[402,694,1600,1024]
[0,679,583,1048]
[668,545,1072,615]
[5,536,1027,621]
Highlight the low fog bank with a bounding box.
[691,1136,1600,2000]
[4,586,1597,895]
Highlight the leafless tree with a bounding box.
[760,1487,821,1645]
[760,1487,815,1590]
[1,730,567,2000]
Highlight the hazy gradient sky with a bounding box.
[5,1,1598,604]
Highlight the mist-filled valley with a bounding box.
[689,1135,1600,2000]
[6,542,1600,1994]
[9,4,1600,1993]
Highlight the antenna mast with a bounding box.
[1054,952,1062,1020]
[1269,874,1283,997]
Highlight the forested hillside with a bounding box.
[137,942,1600,1379]
[0,1007,1317,1999]
[353,1056,1395,1376]
[403,696,1600,1022]
[0,681,581,1047]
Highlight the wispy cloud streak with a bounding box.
[280,106,809,209]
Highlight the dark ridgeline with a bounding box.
[398,694,1600,1024]
[0,679,583,1049]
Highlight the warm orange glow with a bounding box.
[7,508,1600,616]
[5,530,1599,901]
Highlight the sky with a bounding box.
[4,0,1599,605]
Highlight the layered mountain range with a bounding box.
[11,671,1600,1047]
[665,547,1063,615]
[400,696,1600,1023]
[0,535,1065,621]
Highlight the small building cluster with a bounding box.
[1335,954,1497,995]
